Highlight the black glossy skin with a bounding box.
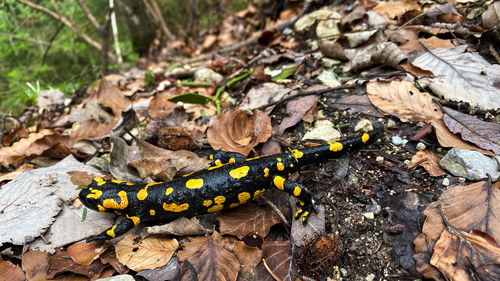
[79,129,381,241]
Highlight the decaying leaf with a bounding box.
[22,250,50,281]
[255,240,301,281]
[442,106,500,155]
[0,162,34,182]
[413,181,500,281]
[291,205,326,247]
[277,93,320,135]
[399,36,454,55]
[301,234,343,278]
[180,232,239,281]
[136,256,181,281]
[148,92,178,119]
[411,45,500,111]
[115,234,179,271]
[68,242,108,266]
[207,109,272,156]
[373,0,421,20]
[239,83,292,114]
[143,216,214,237]
[0,257,25,281]
[409,150,446,177]
[177,236,209,262]
[47,248,109,279]
[366,80,443,122]
[107,136,143,183]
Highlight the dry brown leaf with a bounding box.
[233,241,262,268]
[0,163,34,182]
[373,0,421,20]
[278,93,320,135]
[408,150,446,177]
[207,109,272,156]
[366,80,443,122]
[399,36,454,55]
[177,236,209,262]
[431,119,495,156]
[115,234,179,271]
[482,1,500,29]
[0,257,25,281]
[144,216,213,237]
[442,106,500,155]
[239,83,292,114]
[180,232,239,281]
[255,240,300,281]
[399,61,435,77]
[22,250,50,281]
[47,248,108,279]
[301,234,343,278]
[148,92,178,119]
[68,242,108,266]
[413,181,500,280]
[373,42,407,67]
[219,199,284,240]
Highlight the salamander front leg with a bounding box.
[208,151,247,167]
[271,175,319,224]
[86,217,135,242]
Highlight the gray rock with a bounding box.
[194,67,223,83]
[439,148,500,181]
[96,275,135,281]
[392,136,403,146]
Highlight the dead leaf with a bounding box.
[366,80,443,122]
[180,232,239,281]
[239,83,292,114]
[0,257,25,281]
[441,106,500,155]
[278,93,320,135]
[158,126,196,151]
[22,250,50,281]
[409,150,446,177]
[143,216,214,237]
[219,198,285,240]
[0,162,34,182]
[177,236,209,262]
[482,1,500,29]
[373,0,421,20]
[413,181,500,280]
[233,240,262,268]
[136,257,180,281]
[68,242,108,266]
[115,234,179,271]
[411,45,500,111]
[107,136,143,183]
[148,92,178,119]
[291,205,326,247]
[255,240,301,281]
[399,36,454,55]
[47,248,108,279]
[301,234,343,278]
[328,94,384,117]
[207,109,272,156]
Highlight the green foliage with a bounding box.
[168,92,213,105]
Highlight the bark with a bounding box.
[118,0,158,56]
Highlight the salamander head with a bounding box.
[78,177,130,213]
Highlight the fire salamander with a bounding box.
[79,129,381,241]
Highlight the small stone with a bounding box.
[442,178,450,186]
[302,120,341,143]
[366,273,376,281]
[376,156,384,164]
[194,67,223,83]
[362,212,374,220]
[321,57,341,68]
[317,70,341,88]
[354,119,374,133]
[439,148,500,181]
[340,267,348,277]
[98,274,135,281]
[387,119,396,128]
[458,177,466,184]
[404,159,411,166]
[416,142,426,151]
[392,136,403,146]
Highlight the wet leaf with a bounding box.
[411,45,500,111]
[442,106,500,155]
[255,240,300,281]
[180,232,239,281]
[22,250,50,281]
[366,80,443,123]
[115,234,179,271]
[168,92,213,105]
[409,150,446,177]
[207,109,272,156]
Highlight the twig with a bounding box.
[262,197,289,226]
[0,32,65,48]
[257,85,354,110]
[109,0,123,65]
[42,23,64,65]
[143,0,174,41]
[386,12,427,41]
[75,0,101,30]
[262,258,282,281]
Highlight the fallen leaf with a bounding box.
[366,80,443,122]
[68,242,108,266]
[442,106,500,155]
[47,248,108,279]
[255,240,301,281]
[327,94,384,117]
[413,181,500,280]
[22,250,50,281]
[143,216,214,237]
[411,45,500,111]
[180,232,239,281]
[233,240,262,269]
[239,83,292,114]
[399,36,454,55]
[148,92,178,119]
[107,136,143,183]
[373,0,421,20]
[278,93,320,135]
[177,236,209,262]
[0,162,34,182]
[291,205,326,247]
[136,256,180,281]
[0,257,25,281]
[482,1,500,29]
[409,150,446,177]
[300,234,343,278]
[115,234,179,271]
[207,109,272,156]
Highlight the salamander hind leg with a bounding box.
[271,175,319,224]
[86,215,139,242]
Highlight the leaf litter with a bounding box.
[2,1,500,280]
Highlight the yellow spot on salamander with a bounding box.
[273,176,285,190]
[98,204,106,212]
[290,164,294,168]
[87,188,102,199]
[295,208,303,218]
[229,203,239,208]
[97,181,106,186]
[277,162,285,171]
[209,154,214,160]
[207,204,224,213]
[302,211,309,222]
[238,192,251,203]
[102,190,128,210]
[228,158,236,163]
[277,158,282,162]
[362,133,370,143]
[214,196,226,204]
[293,186,302,197]
[264,167,270,178]
[215,160,223,167]
[111,179,126,184]
[94,177,104,183]
[137,187,149,201]
[150,209,156,216]
[254,189,265,198]
[292,149,303,159]
[126,182,134,185]
[106,225,117,238]
[163,202,189,212]
[203,199,213,207]
[246,156,260,161]
[186,179,204,189]
[165,187,174,196]
[208,166,220,170]
[299,201,305,206]
[229,166,250,179]
[146,182,161,188]
[126,214,141,226]
[329,142,343,152]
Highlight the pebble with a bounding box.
[439,148,500,181]
[392,136,403,146]
[366,273,376,281]
[97,275,135,281]
[416,142,426,151]
[340,268,348,277]
[354,119,374,133]
[194,67,223,83]
[362,212,375,220]
[404,159,411,166]
[442,178,450,186]
[376,156,384,164]
[387,119,396,128]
